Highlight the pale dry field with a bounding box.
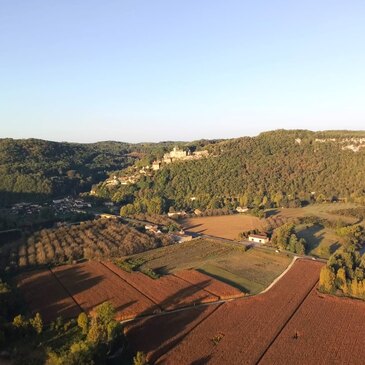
[181,215,265,240]
[270,203,359,225]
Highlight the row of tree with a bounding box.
[0,219,173,273]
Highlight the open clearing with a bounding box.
[181,214,265,240]
[268,203,359,225]
[126,259,365,364]
[267,203,360,258]
[296,224,342,258]
[16,259,242,322]
[128,239,292,294]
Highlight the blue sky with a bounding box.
[1,0,364,142]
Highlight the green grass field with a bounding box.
[295,223,343,258]
[127,239,292,294]
[267,203,361,259]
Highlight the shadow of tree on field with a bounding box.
[124,278,221,364]
[16,264,105,323]
[196,268,249,293]
[296,224,327,252]
[330,242,341,254]
[184,223,203,230]
[191,355,212,365]
[265,209,280,218]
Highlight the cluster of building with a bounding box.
[313,137,365,153]
[52,197,92,214]
[100,147,209,189]
[144,223,193,242]
[8,196,93,217]
[10,202,43,215]
[152,147,209,171]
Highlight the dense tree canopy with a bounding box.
[0,138,216,207]
[320,246,365,299]
[95,130,365,213]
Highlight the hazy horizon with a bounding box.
[2,127,365,145]
[1,1,365,142]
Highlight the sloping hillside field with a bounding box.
[16,269,82,323]
[16,261,243,323]
[125,259,365,364]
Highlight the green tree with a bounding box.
[30,312,43,334]
[336,267,348,294]
[87,301,116,344]
[133,351,148,365]
[107,321,122,342]
[319,266,336,293]
[12,314,28,331]
[295,238,306,255]
[288,234,298,252]
[77,312,89,335]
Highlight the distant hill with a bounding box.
[0,138,135,205]
[0,138,217,206]
[93,129,365,213]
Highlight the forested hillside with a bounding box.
[0,138,217,206]
[0,139,136,205]
[94,130,365,213]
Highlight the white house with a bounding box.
[236,206,249,213]
[248,234,269,244]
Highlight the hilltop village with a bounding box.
[97,146,209,190]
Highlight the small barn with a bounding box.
[248,234,269,244]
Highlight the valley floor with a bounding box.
[125,259,365,365]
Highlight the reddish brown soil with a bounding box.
[51,261,158,321]
[173,270,244,299]
[259,288,365,365]
[102,262,218,310]
[15,269,81,323]
[125,304,221,363]
[143,260,323,364]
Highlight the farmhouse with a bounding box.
[248,234,269,244]
[236,206,249,213]
[171,233,193,243]
[168,211,187,218]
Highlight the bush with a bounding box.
[133,351,148,365]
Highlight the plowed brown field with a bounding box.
[259,288,365,365]
[18,261,236,324]
[125,259,323,364]
[125,304,222,363]
[102,262,219,310]
[51,261,158,320]
[173,270,244,299]
[16,269,81,323]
